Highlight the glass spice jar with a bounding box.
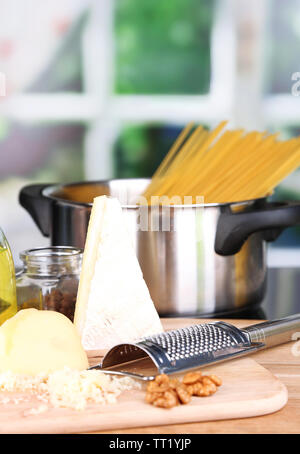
[16,247,83,322]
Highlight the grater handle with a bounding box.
[243,313,300,348]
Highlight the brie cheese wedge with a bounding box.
[74,195,163,352]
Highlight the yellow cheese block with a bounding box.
[0,309,89,375]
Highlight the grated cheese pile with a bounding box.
[0,367,140,413]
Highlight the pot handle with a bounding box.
[19,184,54,238]
[215,201,300,256]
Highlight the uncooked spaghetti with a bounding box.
[142,122,300,204]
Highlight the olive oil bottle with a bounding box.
[0,229,17,325]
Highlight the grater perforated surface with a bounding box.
[100,321,261,377]
[145,323,237,361]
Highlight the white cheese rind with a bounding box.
[74,196,163,351]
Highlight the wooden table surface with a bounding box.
[92,318,300,435]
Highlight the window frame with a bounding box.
[0,0,300,266]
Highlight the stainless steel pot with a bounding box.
[19,179,300,316]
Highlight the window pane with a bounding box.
[114,0,214,95]
[267,126,300,247]
[26,12,87,94]
[0,0,88,95]
[0,121,85,181]
[264,0,300,94]
[271,126,300,200]
[114,124,179,178]
[0,120,85,266]
[113,123,209,179]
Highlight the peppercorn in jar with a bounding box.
[16,247,83,321]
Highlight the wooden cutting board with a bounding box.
[0,320,288,434]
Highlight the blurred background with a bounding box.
[0,0,300,276]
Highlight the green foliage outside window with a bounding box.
[115,0,214,94]
[114,0,214,178]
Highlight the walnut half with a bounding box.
[145,371,222,409]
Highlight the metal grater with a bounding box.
[90,314,300,380]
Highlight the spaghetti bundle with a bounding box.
[142,121,300,204]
